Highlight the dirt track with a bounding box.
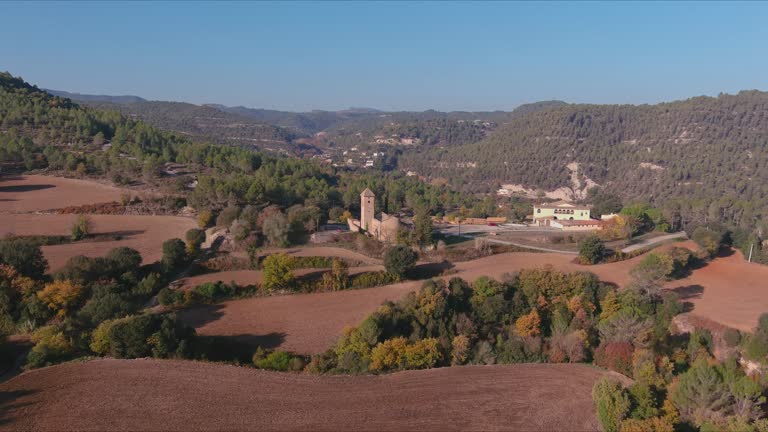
[179,248,661,354]
[0,214,196,271]
[0,359,616,431]
[0,175,125,213]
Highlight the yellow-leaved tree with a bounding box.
[514,308,541,337]
[37,279,84,318]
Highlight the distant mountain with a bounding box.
[44,89,146,104]
[400,91,768,232]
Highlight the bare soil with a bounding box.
[667,249,768,332]
[0,359,617,432]
[0,214,196,271]
[0,175,126,213]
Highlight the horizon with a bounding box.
[3,1,768,111]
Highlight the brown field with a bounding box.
[0,214,196,271]
[0,175,126,213]
[0,358,620,431]
[668,249,768,332]
[179,248,664,354]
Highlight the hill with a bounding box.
[400,91,768,232]
[45,90,310,155]
[0,359,612,431]
[82,100,307,153]
[44,89,146,104]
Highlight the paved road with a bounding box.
[441,225,688,256]
[620,232,688,253]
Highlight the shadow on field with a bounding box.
[670,284,704,313]
[0,389,38,427]
[194,333,287,362]
[0,184,55,193]
[409,261,455,280]
[177,304,225,328]
[87,229,146,241]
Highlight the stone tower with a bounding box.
[360,188,375,231]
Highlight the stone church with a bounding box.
[347,188,404,243]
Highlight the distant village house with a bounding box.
[532,200,603,231]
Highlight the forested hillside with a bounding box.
[48,92,307,154]
[401,92,768,232]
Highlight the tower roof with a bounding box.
[360,188,375,197]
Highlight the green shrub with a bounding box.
[579,235,606,264]
[262,253,295,291]
[157,287,183,306]
[383,245,417,278]
[350,271,399,289]
[71,214,90,241]
[292,256,334,269]
[161,238,187,273]
[254,350,292,371]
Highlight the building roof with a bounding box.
[360,188,375,197]
[534,200,592,211]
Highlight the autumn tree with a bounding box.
[262,253,295,291]
[37,279,84,318]
[514,308,541,337]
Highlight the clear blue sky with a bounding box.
[2,1,768,111]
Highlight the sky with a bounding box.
[2,1,768,112]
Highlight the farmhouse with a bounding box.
[532,200,603,231]
[347,188,405,243]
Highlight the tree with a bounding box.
[197,209,213,229]
[691,227,725,257]
[71,214,91,241]
[263,212,290,247]
[579,235,605,264]
[411,206,434,248]
[370,337,408,371]
[630,253,674,294]
[593,377,631,432]
[105,247,142,276]
[262,253,295,291]
[0,238,48,279]
[185,228,206,255]
[404,338,441,369]
[37,279,84,318]
[383,245,417,278]
[671,359,730,427]
[161,238,187,273]
[322,258,349,291]
[514,308,541,337]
